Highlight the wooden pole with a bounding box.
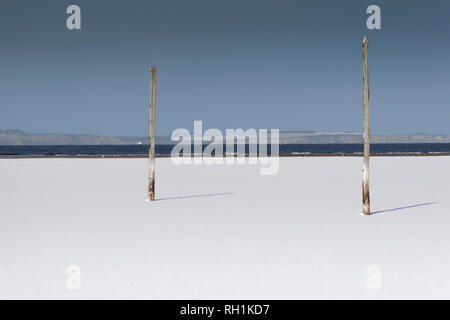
[148,66,156,201]
[362,36,370,215]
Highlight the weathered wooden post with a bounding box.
[148,66,156,201]
[362,36,370,215]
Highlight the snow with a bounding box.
[1,156,450,299]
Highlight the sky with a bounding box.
[0,0,449,136]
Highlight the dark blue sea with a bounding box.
[1,144,450,156]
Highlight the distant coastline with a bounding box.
[2,129,450,145]
[2,141,450,158]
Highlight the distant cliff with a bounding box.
[0,129,147,145]
[277,132,450,144]
[1,129,450,145]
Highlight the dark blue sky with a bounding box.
[1,0,449,136]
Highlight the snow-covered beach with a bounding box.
[1,156,450,299]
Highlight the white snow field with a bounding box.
[1,156,450,299]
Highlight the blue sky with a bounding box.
[0,0,449,136]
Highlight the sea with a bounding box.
[1,144,450,157]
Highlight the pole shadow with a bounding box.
[370,202,438,215]
[156,192,234,201]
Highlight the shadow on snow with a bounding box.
[156,192,235,201]
[370,202,438,215]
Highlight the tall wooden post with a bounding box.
[148,66,156,201]
[362,36,370,215]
